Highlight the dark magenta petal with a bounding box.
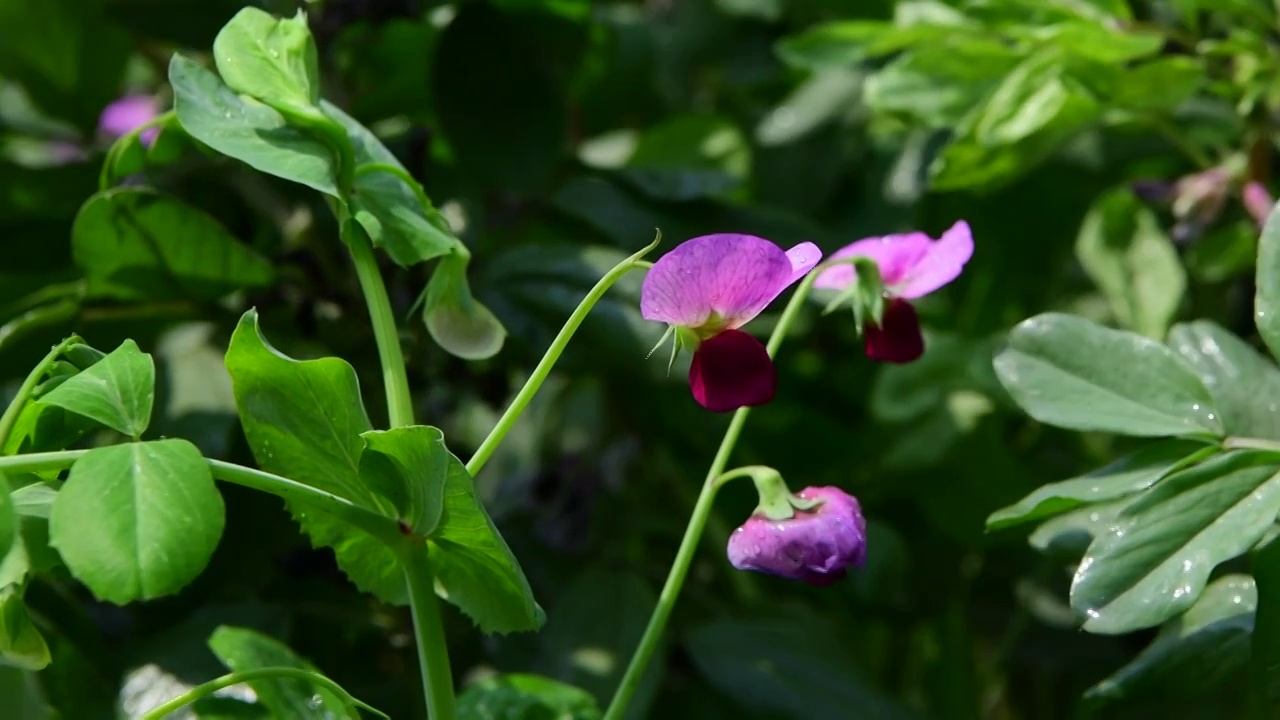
[726,486,867,586]
[688,329,776,412]
[865,298,924,364]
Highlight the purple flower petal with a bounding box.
[1243,181,1274,228]
[865,298,924,363]
[727,485,866,585]
[813,221,973,299]
[641,234,821,329]
[98,95,159,144]
[688,329,776,412]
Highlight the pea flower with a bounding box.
[641,234,822,412]
[727,485,867,586]
[98,94,161,147]
[814,221,973,364]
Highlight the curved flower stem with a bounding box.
[0,335,82,451]
[343,223,416,429]
[603,272,819,720]
[0,450,403,548]
[465,233,662,477]
[138,667,382,720]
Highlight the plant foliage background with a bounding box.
[3,0,1280,717]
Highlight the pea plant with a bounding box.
[0,9,974,719]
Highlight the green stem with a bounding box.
[400,545,457,720]
[603,272,819,720]
[0,450,403,548]
[0,335,82,451]
[466,234,662,477]
[138,667,378,720]
[344,223,416,428]
[355,162,434,214]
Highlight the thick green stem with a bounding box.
[466,234,661,477]
[0,335,83,451]
[0,450,403,548]
[344,224,416,428]
[138,667,379,720]
[603,272,819,720]
[401,545,457,720]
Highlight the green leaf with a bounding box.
[1252,531,1280,702]
[457,674,601,720]
[324,102,461,268]
[1071,451,1280,633]
[37,339,155,438]
[1168,321,1280,440]
[71,188,275,302]
[48,439,225,603]
[1105,57,1205,112]
[432,2,567,192]
[986,440,1209,531]
[423,252,507,361]
[224,309,404,603]
[775,21,967,70]
[8,484,54,520]
[429,451,542,633]
[994,313,1222,437]
[1028,21,1162,63]
[0,590,49,671]
[1254,195,1280,360]
[1028,497,1133,559]
[169,54,338,196]
[358,426,447,536]
[0,485,14,572]
[1085,574,1256,704]
[865,42,1019,128]
[686,616,921,720]
[1075,189,1186,339]
[212,8,321,116]
[208,626,348,719]
[618,115,750,201]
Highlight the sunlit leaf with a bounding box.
[37,338,155,438]
[1168,321,1280,440]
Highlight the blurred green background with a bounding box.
[2,0,1276,717]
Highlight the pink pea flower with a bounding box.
[98,94,160,147]
[1243,181,1274,228]
[814,221,973,364]
[727,486,867,586]
[640,234,822,412]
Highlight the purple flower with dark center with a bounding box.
[727,486,867,586]
[641,234,822,412]
[98,94,160,147]
[814,221,973,364]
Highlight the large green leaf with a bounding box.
[986,439,1209,531]
[1168,321,1280,440]
[1075,189,1185,339]
[1070,451,1280,633]
[224,309,404,603]
[212,8,321,116]
[37,339,154,438]
[457,674,601,720]
[1256,195,1280,360]
[1084,574,1255,704]
[994,313,1222,437]
[358,426,447,536]
[208,626,348,719]
[864,41,1018,128]
[685,616,921,720]
[48,439,225,603]
[71,188,275,302]
[428,451,542,634]
[169,54,339,196]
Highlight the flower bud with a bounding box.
[727,486,867,586]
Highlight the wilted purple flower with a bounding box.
[1243,181,1274,228]
[813,221,973,364]
[98,95,160,147]
[641,234,822,412]
[727,486,867,586]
